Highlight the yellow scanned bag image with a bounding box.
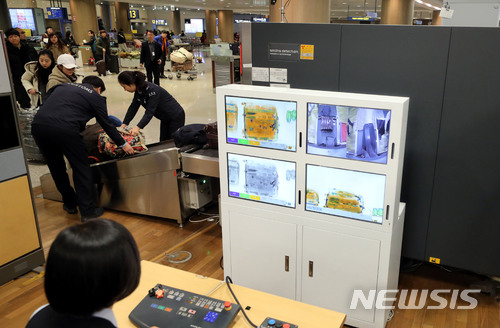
[243,103,278,141]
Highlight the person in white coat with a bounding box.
[21,50,56,107]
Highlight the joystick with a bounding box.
[259,317,298,328]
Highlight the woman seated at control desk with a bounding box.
[25,219,141,328]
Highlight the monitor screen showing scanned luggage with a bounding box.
[307,103,391,164]
[225,96,297,151]
[227,153,296,208]
[305,164,386,224]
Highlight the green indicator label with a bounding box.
[238,139,249,145]
[240,193,250,199]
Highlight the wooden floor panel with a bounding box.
[1,189,499,328]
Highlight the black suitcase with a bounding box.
[108,54,120,74]
[96,59,106,76]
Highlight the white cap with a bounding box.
[57,54,78,69]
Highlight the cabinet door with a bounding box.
[301,226,380,324]
[228,212,297,299]
[0,176,40,266]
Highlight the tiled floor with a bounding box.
[27,47,217,187]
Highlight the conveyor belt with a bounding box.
[40,141,219,225]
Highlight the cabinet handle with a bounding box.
[309,261,314,277]
[285,255,289,272]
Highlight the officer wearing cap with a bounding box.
[47,53,79,91]
[32,76,134,221]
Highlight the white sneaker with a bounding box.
[107,71,113,75]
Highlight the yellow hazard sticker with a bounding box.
[429,257,441,264]
[300,44,314,60]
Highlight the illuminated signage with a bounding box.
[152,19,166,25]
[252,17,268,22]
[348,16,375,21]
[128,9,139,19]
[47,7,68,19]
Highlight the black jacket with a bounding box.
[33,83,126,146]
[123,82,184,129]
[6,40,37,79]
[83,36,96,52]
[26,305,115,328]
[140,40,162,68]
[117,31,126,44]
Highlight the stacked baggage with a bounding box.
[18,108,44,162]
[172,60,193,72]
[170,47,194,72]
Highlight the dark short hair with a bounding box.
[118,70,148,91]
[44,219,141,316]
[99,29,106,34]
[82,76,106,92]
[5,28,20,38]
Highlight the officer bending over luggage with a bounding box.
[32,76,134,221]
[118,70,185,141]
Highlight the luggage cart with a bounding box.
[168,60,198,81]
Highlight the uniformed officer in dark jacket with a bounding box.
[118,70,185,141]
[32,77,134,221]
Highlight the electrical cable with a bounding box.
[198,211,218,216]
[189,215,219,223]
[205,281,225,296]
[219,256,224,271]
[165,250,192,264]
[283,0,291,23]
[225,276,258,328]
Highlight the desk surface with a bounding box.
[114,261,345,327]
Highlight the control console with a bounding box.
[129,283,241,328]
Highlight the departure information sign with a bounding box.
[128,9,139,19]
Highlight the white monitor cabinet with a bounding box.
[217,84,408,328]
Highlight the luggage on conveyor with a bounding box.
[205,122,218,149]
[96,59,106,76]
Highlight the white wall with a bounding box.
[441,1,500,27]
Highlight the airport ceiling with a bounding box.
[117,0,444,17]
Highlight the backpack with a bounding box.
[172,124,207,147]
[98,127,148,158]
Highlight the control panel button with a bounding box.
[268,319,276,326]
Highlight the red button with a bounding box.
[224,301,232,311]
[283,324,290,328]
